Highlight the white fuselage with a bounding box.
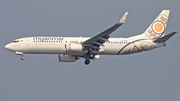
[4,10,172,65]
[5,36,164,56]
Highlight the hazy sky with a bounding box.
[1,0,180,101]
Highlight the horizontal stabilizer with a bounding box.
[153,32,177,43]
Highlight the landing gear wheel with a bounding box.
[21,56,25,60]
[85,59,90,65]
[89,53,94,59]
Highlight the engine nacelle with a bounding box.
[65,44,83,52]
[58,55,76,62]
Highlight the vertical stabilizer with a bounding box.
[143,10,170,39]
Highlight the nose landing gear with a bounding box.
[21,55,25,60]
[21,56,25,60]
[15,52,25,60]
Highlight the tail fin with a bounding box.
[143,10,170,39]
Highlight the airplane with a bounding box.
[5,10,177,65]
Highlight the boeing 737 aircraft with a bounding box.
[5,10,176,65]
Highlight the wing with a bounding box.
[82,12,128,50]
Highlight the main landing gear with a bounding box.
[84,48,95,65]
[85,59,90,65]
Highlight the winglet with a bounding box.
[119,12,128,23]
[153,31,177,43]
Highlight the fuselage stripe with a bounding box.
[116,39,146,55]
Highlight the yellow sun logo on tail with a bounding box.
[152,21,165,34]
[154,23,163,32]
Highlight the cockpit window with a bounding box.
[12,40,19,43]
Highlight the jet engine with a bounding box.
[58,55,76,62]
[65,44,83,52]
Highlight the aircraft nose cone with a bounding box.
[5,44,13,51]
[5,44,9,49]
